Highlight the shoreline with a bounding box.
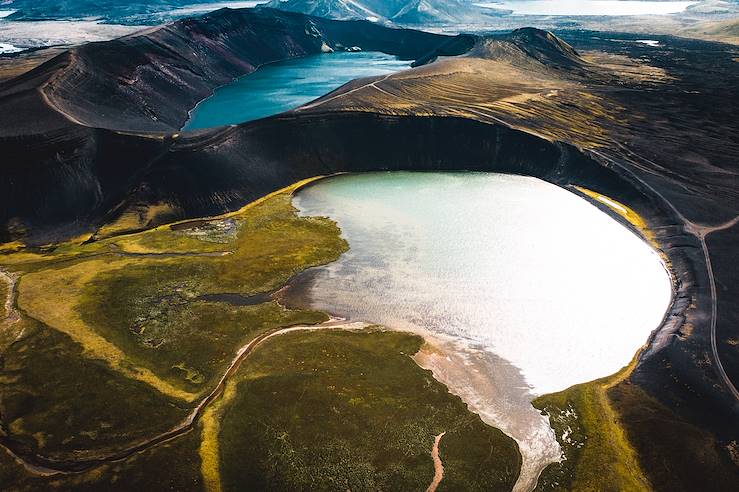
[0,171,699,489]
[280,171,683,492]
[412,332,558,492]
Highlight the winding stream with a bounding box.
[285,171,673,491]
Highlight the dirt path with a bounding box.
[0,267,20,327]
[39,51,89,127]
[698,234,739,402]
[594,146,739,404]
[298,73,396,110]
[0,317,366,476]
[426,431,447,492]
[686,216,739,403]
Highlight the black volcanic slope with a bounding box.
[0,7,474,135]
[0,7,475,240]
[0,7,738,491]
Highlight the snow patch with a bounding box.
[0,42,21,54]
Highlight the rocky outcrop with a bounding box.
[0,111,610,244]
[97,113,621,229]
[465,27,584,70]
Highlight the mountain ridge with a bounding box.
[265,0,485,25]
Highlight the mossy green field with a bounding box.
[1,178,688,492]
[0,180,523,491]
[532,367,650,492]
[218,329,520,492]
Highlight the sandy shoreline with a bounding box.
[412,331,561,492]
[279,272,560,491]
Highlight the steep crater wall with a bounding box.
[0,7,475,135]
[0,112,661,245]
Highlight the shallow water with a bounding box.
[288,172,672,490]
[183,51,409,130]
[477,1,696,16]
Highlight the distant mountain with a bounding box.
[2,0,235,23]
[264,0,484,25]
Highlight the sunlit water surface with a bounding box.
[289,172,672,490]
[476,0,697,16]
[183,51,409,130]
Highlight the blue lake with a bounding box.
[475,1,696,16]
[182,51,410,130]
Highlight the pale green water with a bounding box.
[183,51,409,130]
[291,172,672,490]
[293,172,671,395]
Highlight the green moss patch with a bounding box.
[533,374,649,492]
[0,319,186,460]
[1,187,346,460]
[218,329,521,492]
[609,382,739,492]
[72,193,347,393]
[0,424,204,492]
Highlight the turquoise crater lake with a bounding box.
[182,51,410,130]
